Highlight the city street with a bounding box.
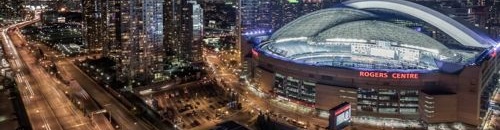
[203,50,317,127]
[28,28,170,130]
[203,49,394,130]
[50,45,157,130]
[482,78,500,130]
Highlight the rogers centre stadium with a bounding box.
[241,0,500,128]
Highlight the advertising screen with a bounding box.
[329,102,351,130]
[336,108,351,125]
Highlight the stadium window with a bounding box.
[321,75,333,80]
[267,63,273,68]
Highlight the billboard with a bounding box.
[329,102,351,130]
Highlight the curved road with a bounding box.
[1,13,92,130]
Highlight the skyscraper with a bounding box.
[0,0,24,20]
[240,0,277,33]
[84,0,165,87]
[489,0,500,40]
[82,0,104,53]
[271,0,327,31]
[240,0,332,33]
[240,0,259,32]
[256,0,272,30]
[25,0,81,11]
[164,0,203,66]
[143,0,166,81]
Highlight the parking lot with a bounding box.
[147,82,240,129]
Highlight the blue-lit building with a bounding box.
[240,0,329,34]
[240,0,272,33]
[242,0,499,127]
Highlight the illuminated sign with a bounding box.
[491,47,497,58]
[359,71,419,79]
[288,0,299,4]
[329,102,351,130]
[334,105,350,116]
[251,49,259,58]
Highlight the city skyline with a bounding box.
[0,0,499,130]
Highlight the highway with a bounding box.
[2,14,62,130]
[33,39,158,129]
[0,13,120,130]
[23,15,170,129]
[56,57,155,130]
[13,30,94,130]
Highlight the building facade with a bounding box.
[270,0,325,31]
[240,0,331,33]
[25,0,82,11]
[242,0,499,128]
[486,0,500,41]
[164,0,203,65]
[240,0,499,40]
[84,0,165,87]
[240,0,259,32]
[82,0,104,53]
[0,0,24,21]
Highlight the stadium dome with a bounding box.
[258,2,497,72]
[245,1,500,127]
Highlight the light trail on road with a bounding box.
[1,14,57,130]
[1,12,96,130]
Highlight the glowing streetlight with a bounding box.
[59,7,66,12]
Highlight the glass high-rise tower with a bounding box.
[83,0,165,87]
[164,0,203,65]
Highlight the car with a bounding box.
[288,120,307,129]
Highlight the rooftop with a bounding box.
[213,120,250,130]
[257,1,496,72]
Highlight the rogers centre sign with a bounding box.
[359,71,419,79]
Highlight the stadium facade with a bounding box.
[241,0,500,127]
